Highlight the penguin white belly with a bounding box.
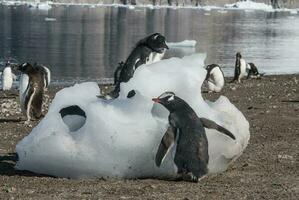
[2,67,14,90]
[42,66,51,87]
[239,59,247,78]
[208,68,225,92]
[147,51,165,64]
[19,74,29,111]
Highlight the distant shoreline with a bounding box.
[1,0,299,9]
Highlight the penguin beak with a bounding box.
[163,42,169,50]
[152,98,160,103]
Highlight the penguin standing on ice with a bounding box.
[1,61,16,91]
[103,33,169,99]
[152,92,236,182]
[231,52,247,83]
[17,63,50,122]
[205,64,225,92]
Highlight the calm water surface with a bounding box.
[0,5,299,84]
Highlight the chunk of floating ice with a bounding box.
[289,10,298,15]
[15,54,250,179]
[217,10,228,14]
[167,40,197,48]
[45,17,56,22]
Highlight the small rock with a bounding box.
[6,187,17,193]
[278,154,294,161]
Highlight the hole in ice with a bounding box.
[59,105,86,132]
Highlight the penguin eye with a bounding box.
[167,95,174,102]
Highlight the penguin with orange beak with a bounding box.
[152,92,236,182]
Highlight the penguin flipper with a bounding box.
[114,62,124,85]
[24,87,36,121]
[155,126,177,167]
[200,118,236,140]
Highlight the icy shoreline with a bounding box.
[1,0,299,12]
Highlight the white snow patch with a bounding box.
[128,5,135,10]
[167,40,197,47]
[15,54,250,179]
[36,2,52,11]
[225,0,273,11]
[1,1,298,13]
[1,1,52,10]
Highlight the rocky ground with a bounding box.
[0,74,298,199]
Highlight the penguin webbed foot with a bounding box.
[97,89,119,100]
[179,169,200,183]
[24,120,33,127]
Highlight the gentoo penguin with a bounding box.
[1,61,16,91]
[231,52,247,83]
[246,62,263,79]
[152,92,236,182]
[205,64,225,92]
[19,63,51,119]
[17,63,49,122]
[103,33,169,99]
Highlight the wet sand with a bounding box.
[0,74,298,199]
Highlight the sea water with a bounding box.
[0,4,299,85]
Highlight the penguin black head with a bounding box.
[17,63,34,73]
[5,61,11,67]
[236,52,242,59]
[152,91,181,111]
[143,33,169,53]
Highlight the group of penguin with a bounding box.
[205,52,262,93]
[1,33,259,182]
[1,61,51,123]
[96,33,260,182]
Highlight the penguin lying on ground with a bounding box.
[231,52,247,83]
[1,61,17,91]
[102,33,169,99]
[17,63,51,123]
[246,62,263,79]
[205,64,225,93]
[152,92,236,182]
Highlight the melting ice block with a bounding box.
[15,54,250,179]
